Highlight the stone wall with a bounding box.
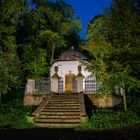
[23,79,50,106]
[23,94,48,106]
[86,94,122,108]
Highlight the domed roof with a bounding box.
[58,48,88,61]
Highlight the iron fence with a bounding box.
[85,76,100,94]
[58,78,64,93]
[35,77,51,94]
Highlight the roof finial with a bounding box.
[71,46,74,50]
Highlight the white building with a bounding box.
[24,48,122,107]
[50,48,97,93]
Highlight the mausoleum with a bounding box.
[24,47,122,109]
[50,47,98,94]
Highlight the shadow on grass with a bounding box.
[0,124,140,140]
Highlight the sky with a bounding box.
[62,0,112,39]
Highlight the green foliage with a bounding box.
[23,46,49,78]
[86,0,140,94]
[16,0,82,78]
[86,15,105,41]
[40,29,66,64]
[90,109,140,129]
[0,52,21,94]
[78,108,140,130]
[0,0,22,95]
[0,99,36,129]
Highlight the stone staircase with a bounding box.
[32,93,86,127]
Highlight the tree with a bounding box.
[16,1,50,78]
[37,0,81,63]
[86,0,140,111]
[17,0,82,78]
[40,30,66,64]
[0,0,23,103]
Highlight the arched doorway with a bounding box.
[65,71,77,93]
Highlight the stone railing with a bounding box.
[31,95,52,117]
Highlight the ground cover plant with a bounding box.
[79,108,140,130]
[0,99,36,129]
[78,94,140,130]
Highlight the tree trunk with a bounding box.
[50,44,55,65]
[121,80,127,111]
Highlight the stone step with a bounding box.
[32,93,86,127]
[46,103,80,107]
[42,108,80,112]
[51,97,79,99]
[50,99,79,101]
[40,111,80,115]
[52,94,79,97]
[44,106,80,109]
[34,122,80,127]
[38,115,80,119]
[35,118,80,123]
[52,95,79,97]
[49,98,79,100]
[48,100,79,103]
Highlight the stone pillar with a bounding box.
[51,66,60,93]
[76,65,84,93]
[25,79,35,95]
[77,76,84,93]
[51,78,59,93]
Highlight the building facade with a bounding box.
[24,48,122,107]
[50,48,98,94]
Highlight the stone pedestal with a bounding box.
[76,76,84,93]
[76,65,84,93]
[51,78,59,93]
[25,79,35,95]
[51,66,60,93]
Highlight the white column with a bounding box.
[51,78,59,93]
[76,76,84,93]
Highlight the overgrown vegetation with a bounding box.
[78,95,140,130]
[0,89,37,129]
[79,109,140,130]
[0,99,36,129]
